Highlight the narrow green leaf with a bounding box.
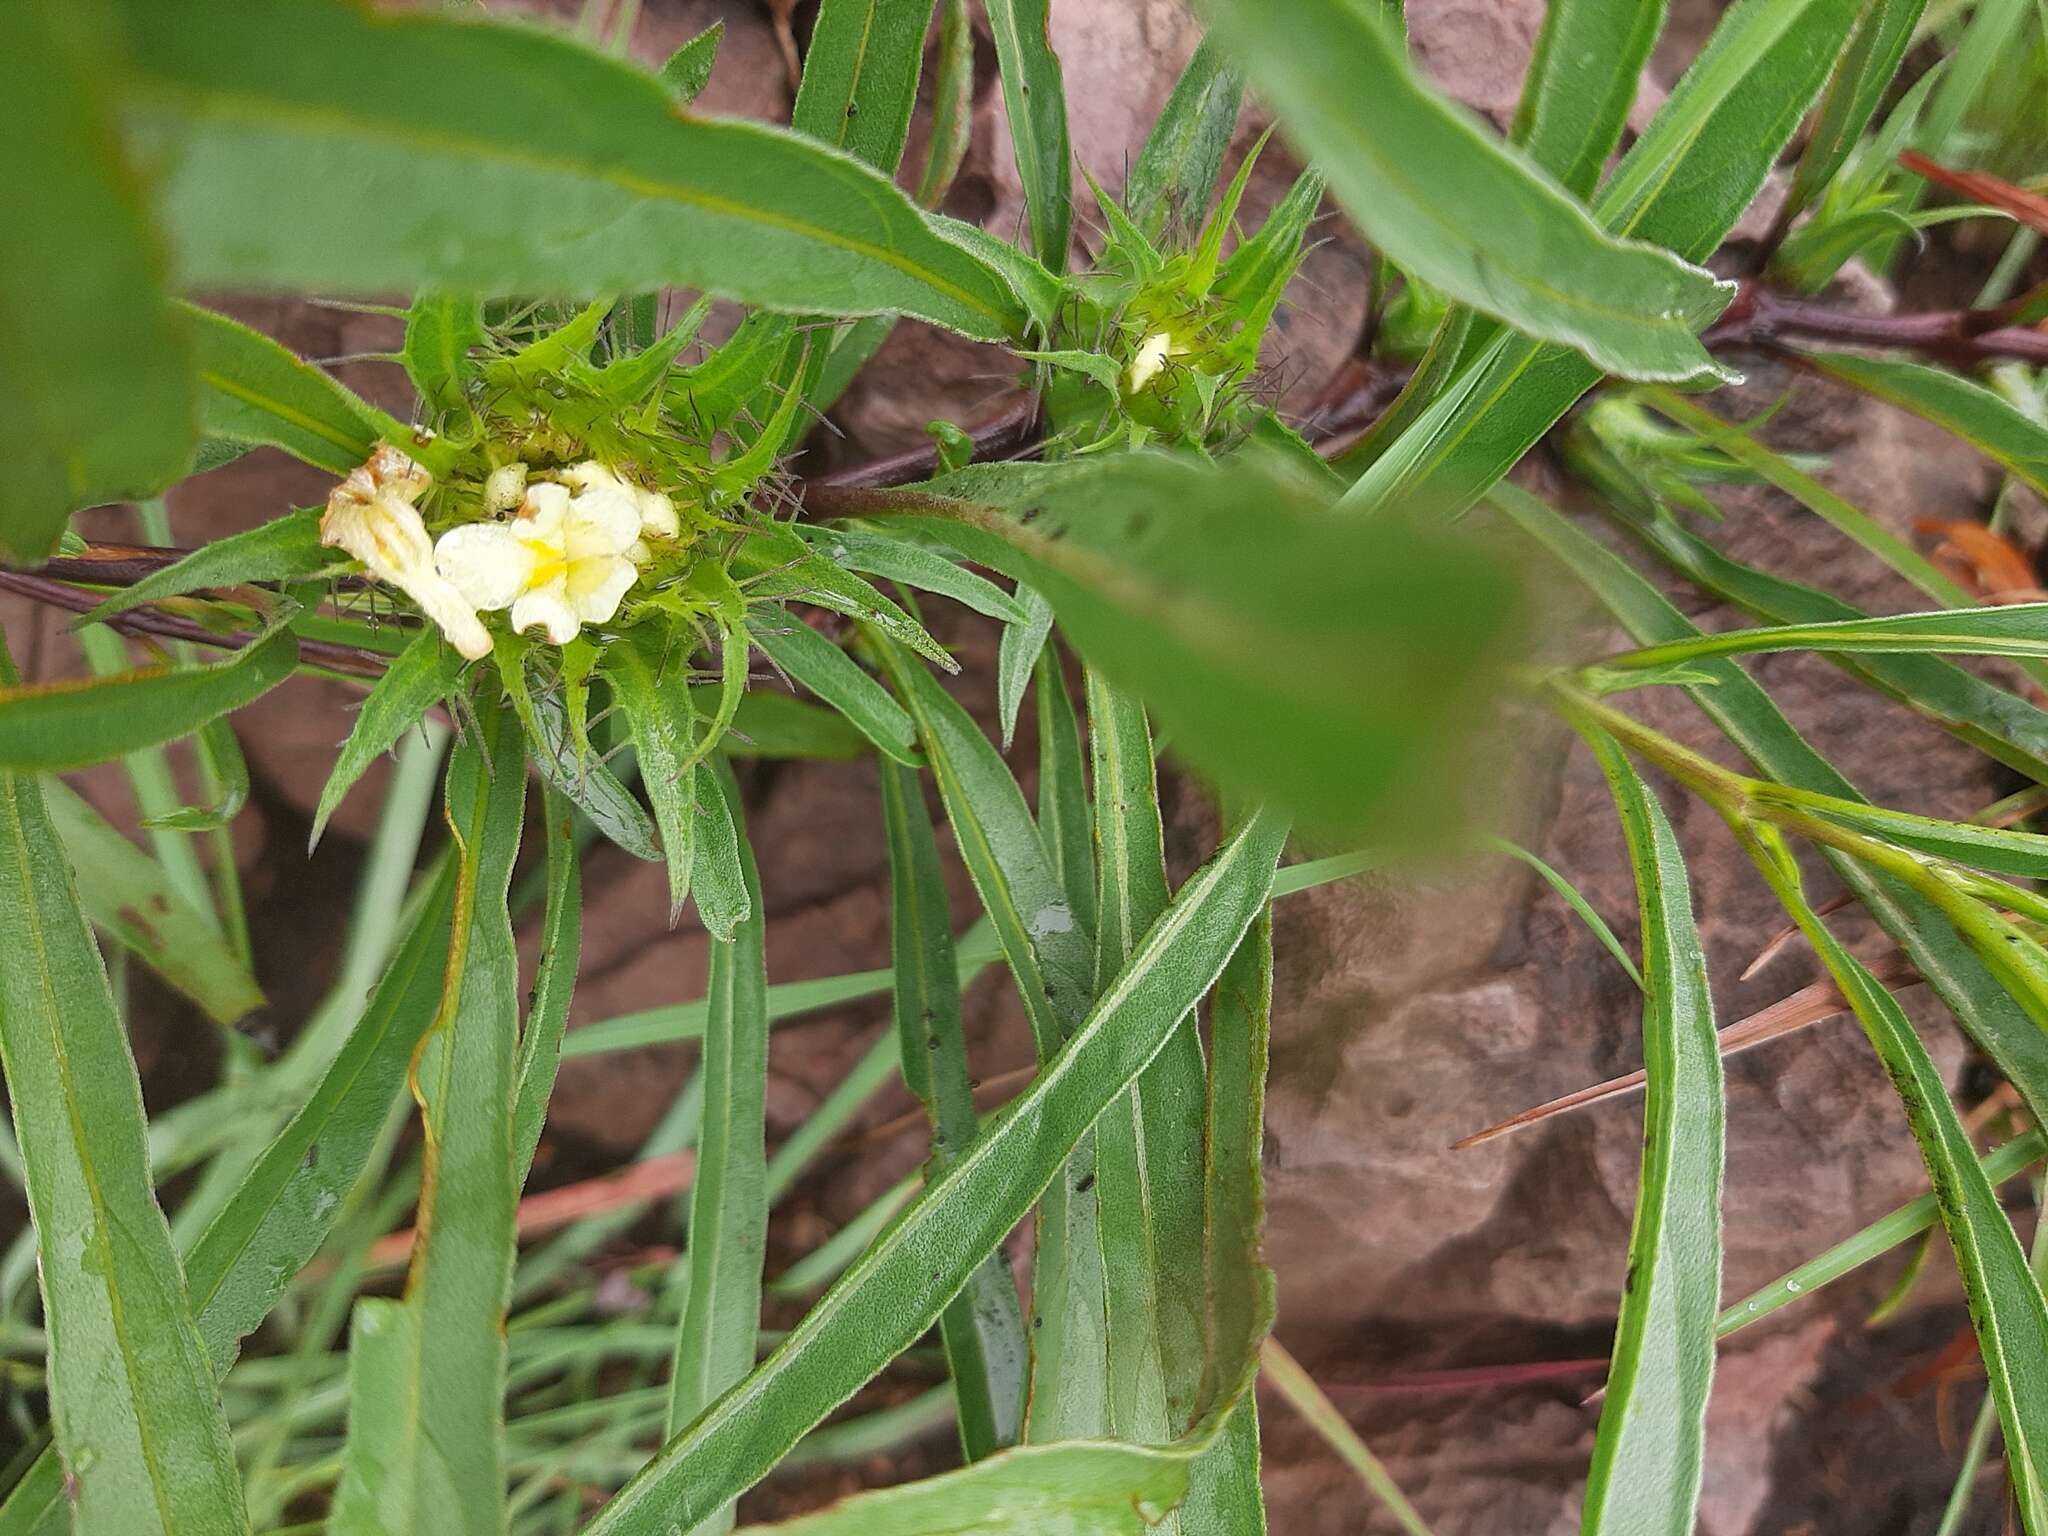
[1259,1340,1429,1536]
[0,624,297,773]
[5,0,194,564]
[402,293,484,421]
[754,614,921,766]
[876,642,1094,1062]
[183,303,419,476]
[806,526,1030,623]
[112,0,1028,342]
[512,787,581,1186]
[1345,0,1862,514]
[520,683,664,864]
[1597,602,2048,670]
[1573,727,1723,1535]
[1036,649,1098,938]
[1484,834,1642,989]
[581,811,1289,1536]
[984,0,1073,270]
[85,510,335,626]
[659,21,724,105]
[332,702,526,1536]
[880,760,1029,1460]
[1734,824,2048,1533]
[0,642,247,1535]
[1180,903,1278,1536]
[42,780,263,1025]
[1800,352,2048,499]
[791,0,937,176]
[1718,1133,2047,1340]
[185,860,457,1370]
[735,525,955,671]
[666,762,769,1536]
[1088,672,1208,1446]
[1782,0,1930,223]
[1511,0,1667,199]
[1126,35,1244,240]
[996,588,1055,752]
[1200,0,1730,383]
[722,690,871,761]
[312,627,467,849]
[690,760,752,943]
[144,716,251,832]
[916,0,974,209]
[605,630,701,918]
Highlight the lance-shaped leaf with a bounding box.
[183,303,424,476]
[851,456,1522,837]
[1126,35,1244,240]
[1199,0,1729,382]
[109,0,1027,342]
[984,0,1073,270]
[880,760,1029,1460]
[666,763,769,1536]
[1344,0,1862,515]
[753,614,920,766]
[1783,0,1930,222]
[6,0,193,564]
[1510,0,1668,198]
[401,294,484,422]
[313,627,468,849]
[581,811,1288,1536]
[1574,727,1723,1535]
[0,624,297,772]
[0,645,247,1536]
[85,509,336,625]
[512,788,581,1185]
[791,0,936,175]
[604,629,703,918]
[332,704,526,1536]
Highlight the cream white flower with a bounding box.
[433,472,643,647]
[483,461,529,513]
[564,460,680,541]
[322,446,493,661]
[1126,330,1187,395]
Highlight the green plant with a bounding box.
[2,0,2047,1530]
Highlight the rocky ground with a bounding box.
[5,1,2037,1529]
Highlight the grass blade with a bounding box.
[880,760,1029,1460]
[1260,1339,1431,1536]
[1571,726,1724,1535]
[1799,352,2048,499]
[0,642,247,1535]
[1495,485,2048,1134]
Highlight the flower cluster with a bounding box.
[320,447,678,659]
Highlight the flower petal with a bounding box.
[511,586,581,646]
[519,481,572,535]
[567,553,639,627]
[435,522,537,611]
[569,485,643,552]
[406,574,494,660]
[321,491,434,587]
[636,488,681,540]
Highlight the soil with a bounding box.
[4,1,2043,1530]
